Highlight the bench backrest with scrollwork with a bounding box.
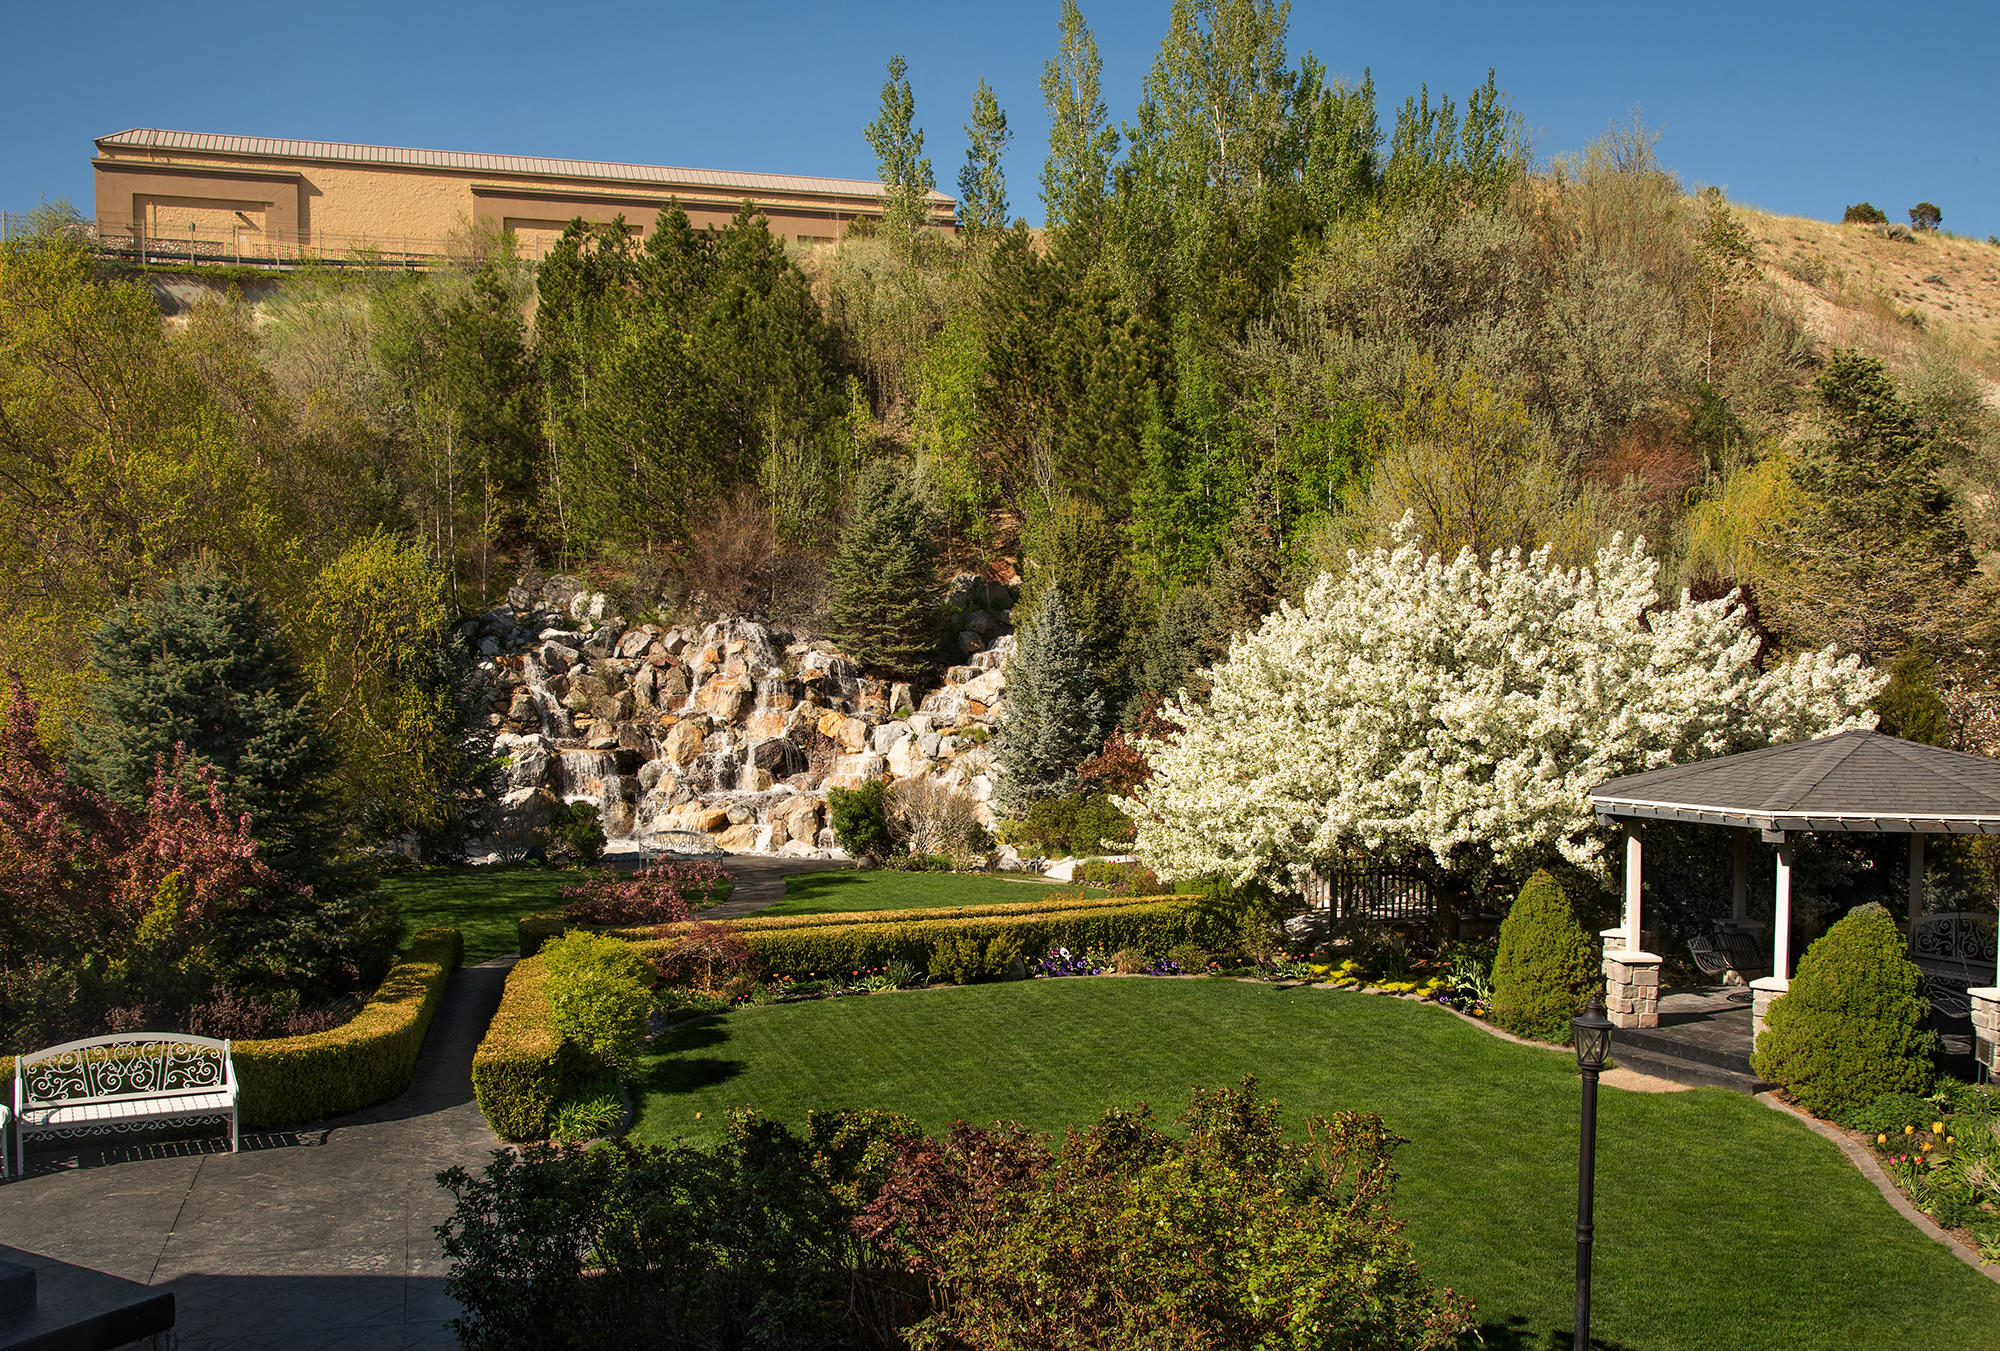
[654,830,725,858]
[1910,913,1998,979]
[16,1033,233,1110]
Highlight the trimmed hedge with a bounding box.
[471,951,592,1141]
[1491,871,1601,1044]
[519,890,1178,957]
[633,897,1226,979]
[233,927,464,1128]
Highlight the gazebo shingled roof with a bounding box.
[1590,730,2000,836]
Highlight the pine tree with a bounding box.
[1208,468,1287,634]
[827,463,941,677]
[72,561,339,869]
[1134,584,1226,709]
[1017,498,1145,705]
[865,54,935,235]
[995,584,1108,815]
[958,78,1012,238]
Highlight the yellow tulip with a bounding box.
[1933,1121,1945,1135]
[1878,1134,1888,1145]
[1905,1125,1916,1135]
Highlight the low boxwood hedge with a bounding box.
[234,927,464,1128]
[635,896,1226,979]
[471,951,592,1140]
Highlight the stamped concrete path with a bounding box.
[0,957,512,1351]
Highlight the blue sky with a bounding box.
[3,1,1995,238]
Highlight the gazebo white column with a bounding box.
[1601,826,1662,1029]
[1750,834,1794,1048]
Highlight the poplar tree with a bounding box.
[995,584,1108,815]
[827,462,941,677]
[865,55,935,235]
[1039,0,1118,258]
[957,78,1012,238]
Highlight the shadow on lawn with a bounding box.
[643,1019,745,1095]
[1478,1315,1639,1350]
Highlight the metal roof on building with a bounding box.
[94,128,955,204]
[1589,730,2000,835]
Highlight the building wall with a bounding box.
[93,138,947,262]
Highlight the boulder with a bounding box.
[507,692,538,722]
[656,666,691,708]
[751,737,805,778]
[717,822,764,852]
[963,669,1006,702]
[886,738,929,779]
[590,690,635,724]
[889,682,915,713]
[661,718,708,768]
[637,760,668,793]
[837,716,872,752]
[871,722,911,755]
[616,630,653,659]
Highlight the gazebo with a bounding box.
[1588,730,2000,1055]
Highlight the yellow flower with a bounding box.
[1878,1134,1888,1145]
[1933,1121,1945,1135]
[1905,1125,1916,1135]
[1922,1141,1933,1152]
[1948,1136,1956,1145]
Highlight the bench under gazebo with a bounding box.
[1588,729,2000,1063]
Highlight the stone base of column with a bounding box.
[1750,975,1789,1051]
[1969,988,2000,1073]
[1601,948,1662,1029]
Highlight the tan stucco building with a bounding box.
[92,128,955,262]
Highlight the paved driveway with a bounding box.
[0,957,511,1351]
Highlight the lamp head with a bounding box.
[1573,993,1613,1072]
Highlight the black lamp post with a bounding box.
[1571,993,1614,1351]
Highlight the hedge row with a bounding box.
[471,951,591,1141]
[234,927,464,1128]
[519,889,1185,956]
[637,897,1227,978]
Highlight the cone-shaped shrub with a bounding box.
[1750,902,1935,1123]
[1491,870,1602,1043]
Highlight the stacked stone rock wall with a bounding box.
[466,574,1015,858]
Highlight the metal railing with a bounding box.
[0,211,451,270]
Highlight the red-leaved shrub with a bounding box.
[559,858,731,927]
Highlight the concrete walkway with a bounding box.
[0,957,512,1351]
[704,855,848,920]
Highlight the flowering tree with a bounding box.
[1120,531,1883,888]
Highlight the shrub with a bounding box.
[471,953,593,1140]
[1751,902,1936,1123]
[1842,202,1888,225]
[827,780,893,860]
[560,859,731,926]
[1490,870,1602,1043]
[516,911,570,959]
[1909,202,1941,232]
[231,927,462,1128]
[539,931,657,1071]
[665,896,1226,980]
[998,790,1134,855]
[652,920,756,993]
[926,932,1025,984]
[436,1110,922,1351]
[1079,859,1172,895]
[886,777,990,860]
[1851,1091,1937,1137]
[540,801,605,867]
[856,1079,1475,1349]
[549,1072,624,1144]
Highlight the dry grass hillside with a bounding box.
[1744,209,2000,404]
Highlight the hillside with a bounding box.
[1745,209,2000,401]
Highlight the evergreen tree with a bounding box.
[995,584,1108,815]
[1134,584,1227,710]
[865,55,935,235]
[1208,467,1287,634]
[958,78,1012,239]
[827,463,941,677]
[1039,0,1119,262]
[1017,498,1145,704]
[72,561,339,869]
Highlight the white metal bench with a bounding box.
[6,1033,238,1178]
[1910,912,1998,1020]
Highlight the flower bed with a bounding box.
[1847,1083,2000,1262]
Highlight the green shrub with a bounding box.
[926,932,1025,984]
[1851,1091,1937,1137]
[541,801,606,867]
[1490,870,1602,1044]
[646,897,1224,981]
[1078,859,1172,895]
[550,1072,624,1143]
[827,780,893,859]
[517,910,569,958]
[231,927,462,1128]
[471,954,592,1141]
[1751,903,1936,1123]
[1842,202,1888,225]
[539,930,657,1070]
[998,791,1134,855]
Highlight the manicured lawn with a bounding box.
[760,869,1107,915]
[378,864,584,963]
[634,979,2000,1351]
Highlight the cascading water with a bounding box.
[520,655,576,741]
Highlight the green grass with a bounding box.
[760,869,1107,916]
[378,864,585,963]
[634,979,2000,1351]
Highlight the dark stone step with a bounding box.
[1609,1041,1768,1095]
[1616,1023,1756,1076]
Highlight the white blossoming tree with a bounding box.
[1120,529,1884,889]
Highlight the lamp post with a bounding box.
[1572,993,1613,1351]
